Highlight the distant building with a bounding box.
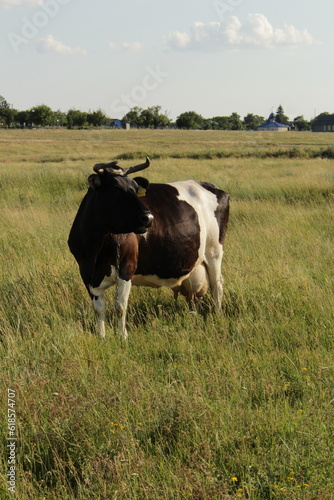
[108,119,130,130]
[109,119,123,128]
[312,113,334,132]
[257,113,290,132]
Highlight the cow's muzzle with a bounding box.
[137,210,154,233]
[143,210,154,228]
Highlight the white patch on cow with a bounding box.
[169,182,221,256]
[132,273,191,288]
[89,269,132,339]
[89,266,117,297]
[89,267,117,338]
[168,180,224,311]
[114,278,132,340]
[92,295,106,339]
[168,180,220,256]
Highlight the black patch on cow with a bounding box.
[68,173,150,289]
[135,184,200,279]
[89,234,117,287]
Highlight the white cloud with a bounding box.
[0,0,43,7]
[163,31,191,50]
[222,16,242,45]
[109,41,145,52]
[163,22,220,51]
[123,41,145,52]
[108,42,119,51]
[38,35,87,55]
[192,21,221,42]
[164,14,318,51]
[225,13,317,48]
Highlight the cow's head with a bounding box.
[88,157,153,234]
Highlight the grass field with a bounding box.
[1,129,333,499]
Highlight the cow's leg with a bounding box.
[114,278,132,340]
[92,294,106,339]
[206,247,224,313]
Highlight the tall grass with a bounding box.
[1,130,333,499]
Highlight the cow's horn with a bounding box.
[93,160,123,173]
[125,156,150,176]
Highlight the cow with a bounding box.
[68,157,230,339]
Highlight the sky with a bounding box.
[1,0,333,121]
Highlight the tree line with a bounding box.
[0,97,111,129]
[115,104,311,131]
[171,105,310,131]
[0,96,321,131]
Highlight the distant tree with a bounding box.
[0,95,10,109]
[146,106,171,129]
[0,108,17,127]
[176,111,204,129]
[276,105,289,125]
[293,115,310,131]
[122,106,170,129]
[139,108,154,128]
[29,105,54,127]
[87,109,109,127]
[0,95,14,127]
[122,107,143,127]
[244,113,265,130]
[16,110,30,127]
[229,112,244,130]
[203,119,215,130]
[53,109,67,127]
[67,109,88,128]
[210,116,231,130]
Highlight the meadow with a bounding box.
[0,129,333,499]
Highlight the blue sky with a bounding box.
[1,0,333,121]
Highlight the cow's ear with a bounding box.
[134,177,150,197]
[88,174,101,190]
[134,177,149,189]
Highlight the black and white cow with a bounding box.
[68,157,229,339]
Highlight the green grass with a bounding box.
[1,129,334,499]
